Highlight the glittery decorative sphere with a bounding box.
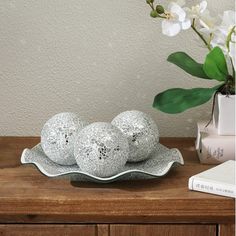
[111,110,159,162]
[74,122,129,177]
[41,112,87,165]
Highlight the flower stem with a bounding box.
[148,2,154,10]
[191,23,211,51]
[226,26,236,81]
[226,26,235,50]
[147,2,166,19]
[230,57,235,79]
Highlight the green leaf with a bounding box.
[167,52,211,80]
[203,46,228,81]
[153,85,221,114]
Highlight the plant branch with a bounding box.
[147,2,154,10]
[191,19,211,51]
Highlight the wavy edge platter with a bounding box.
[21,143,184,183]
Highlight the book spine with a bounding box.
[197,137,235,164]
[188,177,236,198]
[203,139,234,162]
[196,121,235,164]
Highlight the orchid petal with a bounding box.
[162,20,181,36]
[199,19,210,30]
[169,2,186,22]
[181,18,191,30]
[199,1,207,13]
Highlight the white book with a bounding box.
[196,121,235,164]
[188,160,236,198]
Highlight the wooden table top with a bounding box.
[0,137,234,224]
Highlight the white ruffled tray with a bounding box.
[21,143,184,183]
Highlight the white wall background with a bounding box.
[0,0,234,137]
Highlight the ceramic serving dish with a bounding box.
[21,143,184,183]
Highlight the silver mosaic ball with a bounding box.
[74,122,129,177]
[111,110,159,162]
[41,112,87,165]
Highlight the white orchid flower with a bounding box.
[198,12,217,34]
[185,1,216,33]
[185,0,207,19]
[210,10,236,71]
[162,2,191,37]
[211,10,236,53]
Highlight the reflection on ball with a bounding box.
[41,112,87,165]
[74,122,129,177]
[111,110,159,162]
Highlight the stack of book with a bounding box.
[196,121,235,164]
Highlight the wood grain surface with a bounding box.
[218,223,235,236]
[0,224,96,236]
[110,224,217,236]
[0,137,234,224]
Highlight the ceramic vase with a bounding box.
[213,94,235,135]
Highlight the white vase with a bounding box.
[213,94,235,135]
